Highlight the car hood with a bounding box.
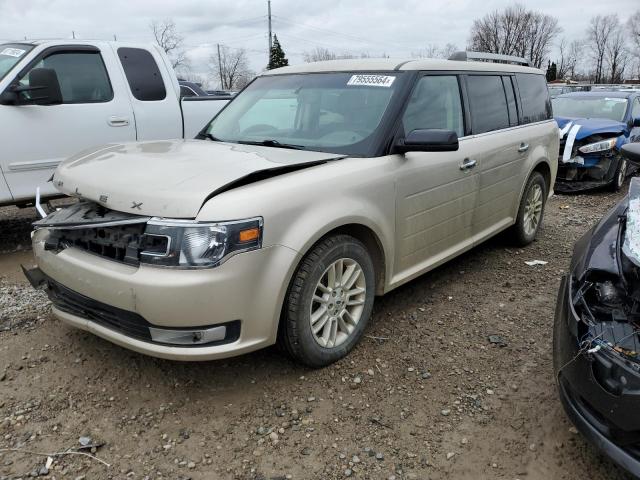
[53,140,345,218]
[555,116,627,140]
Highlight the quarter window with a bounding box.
[117,48,166,101]
[466,75,510,134]
[402,75,464,137]
[516,73,552,124]
[20,51,113,104]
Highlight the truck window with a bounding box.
[515,73,552,124]
[466,75,510,134]
[19,51,113,104]
[402,75,463,137]
[117,48,166,101]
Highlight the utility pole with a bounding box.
[267,0,272,58]
[72,31,75,39]
[217,43,224,90]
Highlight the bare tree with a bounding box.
[606,28,629,83]
[303,47,337,63]
[468,4,560,68]
[412,43,459,59]
[210,45,254,90]
[627,11,640,78]
[587,15,617,83]
[302,47,364,62]
[150,19,188,70]
[556,38,582,80]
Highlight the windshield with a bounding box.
[552,96,628,122]
[0,44,33,81]
[205,72,404,156]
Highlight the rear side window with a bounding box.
[402,75,464,137]
[117,48,166,101]
[516,73,552,124]
[466,75,510,134]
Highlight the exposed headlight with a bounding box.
[578,138,617,154]
[139,217,262,268]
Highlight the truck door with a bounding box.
[114,45,182,141]
[0,44,136,203]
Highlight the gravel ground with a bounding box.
[0,189,635,480]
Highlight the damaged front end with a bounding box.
[556,131,626,193]
[554,177,640,475]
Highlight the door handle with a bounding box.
[459,158,477,171]
[518,143,529,153]
[108,116,130,127]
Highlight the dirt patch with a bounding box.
[0,191,634,480]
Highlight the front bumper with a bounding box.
[31,228,299,361]
[554,276,640,477]
[555,154,620,193]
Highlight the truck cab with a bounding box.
[0,40,228,207]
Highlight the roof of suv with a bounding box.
[267,58,542,75]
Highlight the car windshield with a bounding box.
[0,44,33,81]
[552,96,628,122]
[205,72,404,156]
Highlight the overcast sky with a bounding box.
[0,0,636,87]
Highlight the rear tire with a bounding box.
[278,234,375,368]
[610,156,627,192]
[510,171,547,246]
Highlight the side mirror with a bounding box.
[633,117,640,128]
[0,68,63,106]
[395,129,459,153]
[621,143,640,165]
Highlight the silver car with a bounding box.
[25,54,558,366]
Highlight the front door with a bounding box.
[393,74,479,284]
[0,45,136,202]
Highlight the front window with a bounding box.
[205,72,405,156]
[0,43,33,81]
[552,96,628,122]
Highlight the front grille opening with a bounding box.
[46,223,147,265]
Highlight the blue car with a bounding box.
[553,91,640,192]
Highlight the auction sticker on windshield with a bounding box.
[347,75,395,87]
[0,48,25,57]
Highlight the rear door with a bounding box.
[0,44,136,202]
[394,74,479,281]
[114,45,182,140]
[466,73,530,241]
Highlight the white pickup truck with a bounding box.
[0,40,229,207]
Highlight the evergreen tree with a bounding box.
[267,34,289,70]
[545,61,557,81]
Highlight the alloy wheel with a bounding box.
[309,258,366,348]
[523,183,543,237]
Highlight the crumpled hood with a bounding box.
[53,140,345,218]
[555,116,627,140]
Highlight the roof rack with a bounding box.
[448,51,530,67]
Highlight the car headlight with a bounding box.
[578,138,617,154]
[139,217,263,268]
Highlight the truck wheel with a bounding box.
[279,235,375,368]
[610,156,627,192]
[510,171,547,246]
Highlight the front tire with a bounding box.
[510,171,547,246]
[610,156,627,192]
[279,235,375,367]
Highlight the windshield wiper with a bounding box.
[237,139,306,150]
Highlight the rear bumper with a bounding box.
[31,228,299,361]
[554,276,640,478]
